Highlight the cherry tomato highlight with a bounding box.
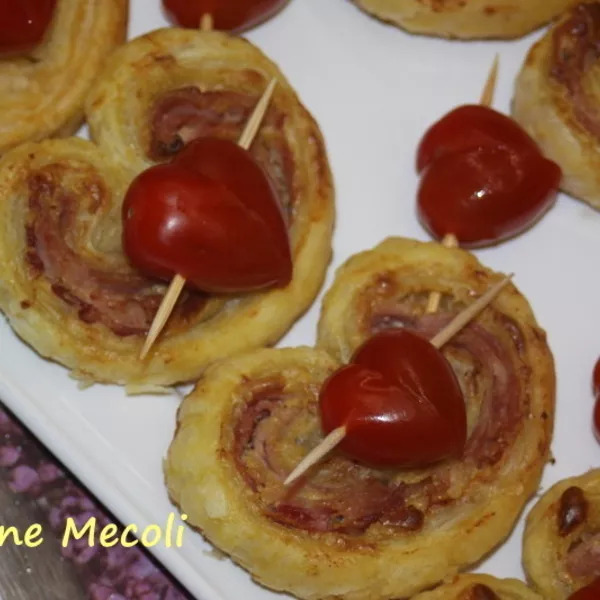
[319,330,467,467]
[567,578,600,600]
[416,104,562,247]
[162,0,288,32]
[417,147,561,247]
[0,0,56,55]
[122,162,291,293]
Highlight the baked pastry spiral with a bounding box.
[165,237,554,600]
[317,237,553,585]
[523,469,600,599]
[352,0,572,40]
[513,1,600,211]
[413,574,542,599]
[0,28,334,386]
[0,0,128,154]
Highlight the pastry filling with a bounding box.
[566,530,600,580]
[551,3,600,138]
[23,89,299,335]
[149,88,295,222]
[559,486,589,536]
[25,166,207,336]
[463,584,500,600]
[232,285,529,536]
[558,486,600,580]
[362,279,528,466]
[233,380,429,536]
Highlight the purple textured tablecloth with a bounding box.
[0,406,192,600]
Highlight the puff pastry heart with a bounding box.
[0,28,334,386]
[165,238,554,600]
[523,469,600,599]
[0,0,128,154]
[513,1,600,211]
[352,0,572,40]
[413,574,543,599]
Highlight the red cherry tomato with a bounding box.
[122,162,291,293]
[418,147,561,247]
[594,357,600,399]
[416,104,562,248]
[568,578,600,600]
[0,0,56,55]
[174,137,289,255]
[319,330,467,467]
[416,105,541,173]
[162,0,288,32]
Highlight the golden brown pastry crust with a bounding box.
[523,470,600,599]
[0,29,334,386]
[165,238,555,600]
[413,574,543,599]
[0,0,128,154]
[352,0,572,39]
[513,1,600,211]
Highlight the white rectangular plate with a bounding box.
[2,0,600,598]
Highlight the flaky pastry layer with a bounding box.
[523,469,600,599]
[352,0,571,39]
[513,1,600,210]
[0,29,334,385]
[166,238,555,599]
[414,574,542,599]
[0,0,127,153]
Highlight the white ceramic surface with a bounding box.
[2,1,600,598]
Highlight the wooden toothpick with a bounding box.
[425,233,458,314]
[425,55,500,314]
[139,275,186,361]
[139,78,278,360]
[283,274,513,486]
[283,426,346,486]
[200,13,214,31]
[238,79,277,151]
[480,54,499,108]
[428,275,512,348]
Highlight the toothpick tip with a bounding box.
[200,13,214,31]
[237,78,278,151]
[139,274,186,361]
[283,426,346,486]
[480,54,500,108]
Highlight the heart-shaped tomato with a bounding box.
[162,0,288,32]
[416,104,561,248]
[416,105,541,173]
[122,162,292,293]
[417,147,561,247]
[568,579,600,600]
[319,330,467,467]
[174,137,290,255]
[0,0,56,55]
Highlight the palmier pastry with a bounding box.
[513,2,600,211]
[0,0,128,154]
[523,469,600,599]
[352,0,572,40]
[413,574,542,599]
[317,237,553,586]
[165,237,554,600]
[0,28,334,386]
